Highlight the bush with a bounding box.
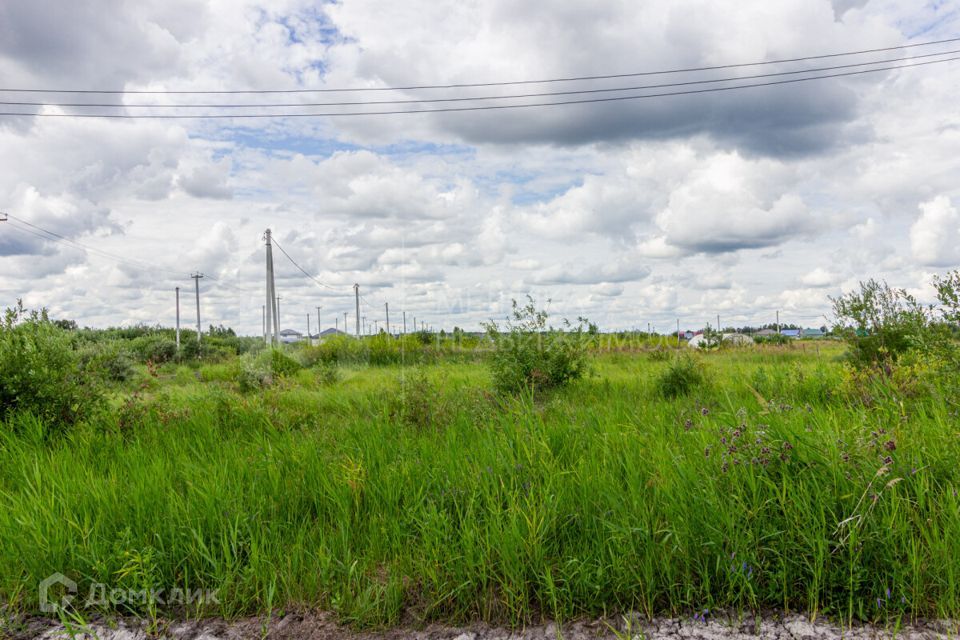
[314,360,340,386]
[236,353,273,393]
[300,335,362,365]
[656,354,705,398]
[270,348,302,377]
[390,370,449,431]
[482,296,590,394]
[0,302,102,427]
[79,341,135,383]
[696,326,722,350]
[830,279,929,367]
[131,335,179,364]
[647,346,672,361]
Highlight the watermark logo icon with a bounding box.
[38,571,219,614]
[39,572,77,613]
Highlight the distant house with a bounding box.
[801,328,825,339]
[279,328,303,344]
[319,328,347,338]
[756,329,777,337]
[779,329,801,338]
[677,330,695,340]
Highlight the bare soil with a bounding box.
[6,611,960,640]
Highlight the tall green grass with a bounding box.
[1,347,959,627]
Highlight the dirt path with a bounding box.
[7,612,959,640]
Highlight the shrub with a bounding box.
[647,346,672,362]
[314,360,340,386]
[131,335,179,364]
[368,334,403,365]
[270,348,302,377]
[391,370,449,431]
[830,279,929,367]
[236,353,272,393]
[0,301,102,427]
[482,296,590,394]
[301,335,362,365]
[79,341,136,383]
[696,326,722,350]
[656,354,705,398]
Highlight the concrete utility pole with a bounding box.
[385,302,390,336]
[276,296,281,331]
[374,319,379,334]
[264,229,279,346]
[403,311,406,335]
[353,284,360,337]
[717,314,721,333]
[412,316,416,333]
[191,273,204,344]
[362,315,367,336]
[307,313,311,343]
[175,287,181,352]
[316,306,322,338]
[343,312,348,334]
[776,310,780,335]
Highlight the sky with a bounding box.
[0,0,959,335]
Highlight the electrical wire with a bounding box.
[2,214,260,295]
[4,214,185,276]
[5,48,958,109]
[2,55,955,119]
[203,274,258,295]
[2,36,957,94]
[270,236,343,293]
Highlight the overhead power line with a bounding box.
[203,273,258,295]
[1,36,957,94]
[270,236,342,292]
[4,214,184,276]
[2,213,256,295]
[6,48,957,110]
[1,56,956,120]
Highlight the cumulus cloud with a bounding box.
[910,196,960,267]
[1,0,958,333]
[326,0,898,154]
[179,161,233,200]
[800,267,841,287]
[530,258,650,286]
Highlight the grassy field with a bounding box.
[2,340,960,628]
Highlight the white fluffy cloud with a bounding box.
[2,0,959,333]
[910,196,960,268]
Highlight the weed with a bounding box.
[656,354,705,397]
